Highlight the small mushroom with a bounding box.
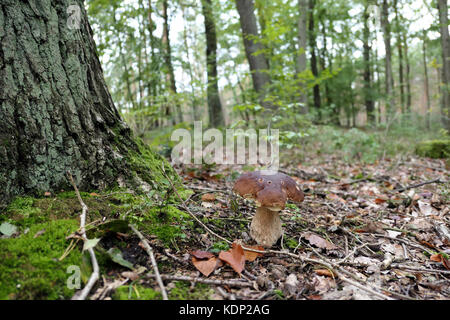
[232,170,304,247]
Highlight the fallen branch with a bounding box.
[146,274,253,288]
[396,178,443,193]
[67,172,100,301]
[129,224,168,300]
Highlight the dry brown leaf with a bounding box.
[192,256,218,277]
[327,193,346,204]
[243,245,264,262]
[314,269,335,277]
[201,193,216,202]
[374,198,387,204]
[191,250,215,260]
[302,232,338,250]
[218,243,246,275]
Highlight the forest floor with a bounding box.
[109,152,449,300]
[1,151,449,300]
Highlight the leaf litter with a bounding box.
[82,155,449,300]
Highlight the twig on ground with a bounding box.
[161,166,232,245]
[396,178,443,193]
[146,274,253,287]
[67,172,100,301]
[129,224,168,300]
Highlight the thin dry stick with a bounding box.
[161,166,232,245]
[67,173,100,301]
[396,178,443,193]
[129,224,168,300]
[146,274,253,287]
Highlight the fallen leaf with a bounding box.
[83,238,100,251]
[430,254,442,262]
[418,200,438,216]
[218,243,246,275]
[374,198,387,204]
[90,192,100,197]
[0,222,17,237]
[107,248,134,269]
[191,250,215,260]
[33,229,46,238]
[243,245,264,262]
[192,256,218,277]
[314,269,335,277]
[201,193,216,202]
[327,193,346,204]
[121,271,140,281]
[430,253,450,270]
[302,232,338,250]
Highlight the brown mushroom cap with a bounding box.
[232,170,304,210]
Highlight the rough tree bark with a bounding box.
[235,0,273,111]
[438,0,450,130]
[201,0,225,127]
[0,0,175,205]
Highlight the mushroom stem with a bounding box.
[250,207,283,247]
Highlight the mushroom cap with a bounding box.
[232,170,304,211]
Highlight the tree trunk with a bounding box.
[308,0,321,119]
[381,0,394,121]
[162,0,182,124]
[394,0,405,114]
[235,0,273,111]
[404,32,412,113]
[296,0,308,114]
[438,0,450,130]
[201,0,225,127]
[423,32,431,129]
[0,0,174,205]
[363,1,375,124]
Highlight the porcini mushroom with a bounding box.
[232,170,304,247]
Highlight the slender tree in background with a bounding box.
[403,32,412,113]
[0,0,172,204]
[422,31,431,129]
[308,0,321,119]
[201,0,225,127]
[162,0,182,124]
[438,0,450,130]
[235,0,273,111]
[394,0,405,114]
[381,0,394,121]
[363,1,375,124]
[296,0,309,114]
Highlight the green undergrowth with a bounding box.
[113,284,162,300]
[168,281,214,300]
[297,123,447,164]
[415,140,450,159]
[0,184,195,299]
[0,219,82,300]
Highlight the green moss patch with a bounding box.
[113,285,162,300]
[415,140,450,159]
[168,281,214,300]
[0,219,82,300]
